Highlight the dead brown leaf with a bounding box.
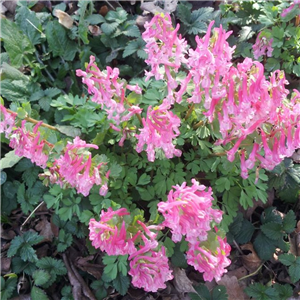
[1,257,11,274]
[172,267,197,294]
[35,216,54,242]
[88,25,102,36]
[1,224,16,240]
[218,275,250,300]
[240,243,262,273]
[75,256,103,280]
[54,9,73,29]
[226,266,248,280]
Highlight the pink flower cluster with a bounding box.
[76,56,142,129]
[135,100,182,161]
[9,120,49,168]
[252,32,273,59]
[142,16,300,178]
[281,0,300,17]
[158,179,230,282]
[0,104,17,138]
[89,208,173,292]
[89,208,136,255]
[187,231,231,282]
[49,137,109,196]
[185,22,235,107]
[142,13,188,102]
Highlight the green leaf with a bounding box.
[15,6,43,45]
[123,38,146,58]
[0,150,22,170]
[2,181,18,204]
[20,243,39,262]
[189,284,211,300]
[7,235,24,257]
[253,232,277,260]
[212,286,228,300]
[137,173,151,186]
[0,171,7,185]
[265,58,280,72]
[273,283,293,299]
[0,18,35,68]
[261,207,282,225]
[38,97,51,112]
[31,286,49,300]
[55,125,82,138]
[45,21,77,61]
[0,62,29,81]
[293,63,300,77]
[36,257,67,276]
[234,219,255,244]
[1,79,32,102]
[102,255,117,265]
[101,22,119,35]
[32,270,51,287]
[245,283,276,300]
[112,274,130,296]
[1,277,17,300]
[215,177,231,193]
[104,263,118,280]
[85,14,105,24]
[282,210,296,233]
[123,25,140,37]
[288,257,300,283]
[261,222,283,240]
[12,257,37,275]
[164,237,175,257]
[171,243,188,268]
[176,3,192,25]
[279,253,295,266]
[22,167,40,188]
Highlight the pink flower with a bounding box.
[89,208,136,256]
[0,105,17,138]
[281,1,300,17]
[157,179,222,243]
[52,136,109,196]
[128,245,173,292]
[187,233,231,282]
[9,120,49,168]
[77,56,142,129]
[142,13,188,103]
[135,100,181,162]
[253,32,273,59]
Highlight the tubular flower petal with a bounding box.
[52,136,109,196]
[9,120,49,168]
[135,99,181,162]
[157,179,223,243]
[128,246,173,292]
[89,208,136,256]
[0,105,17,138]
[186,233,231,282]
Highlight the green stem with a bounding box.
[238,264,263,281]
[193,120,204,129]
[185,104,195,120]
[7,109,58,132]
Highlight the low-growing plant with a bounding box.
[1,1,299,298]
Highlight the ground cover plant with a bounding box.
[1,1,300,299]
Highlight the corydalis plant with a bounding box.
[138,14,300,179]
[89,180,230,291]
[0,104,110,197]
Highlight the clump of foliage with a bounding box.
[1,1,299,299]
